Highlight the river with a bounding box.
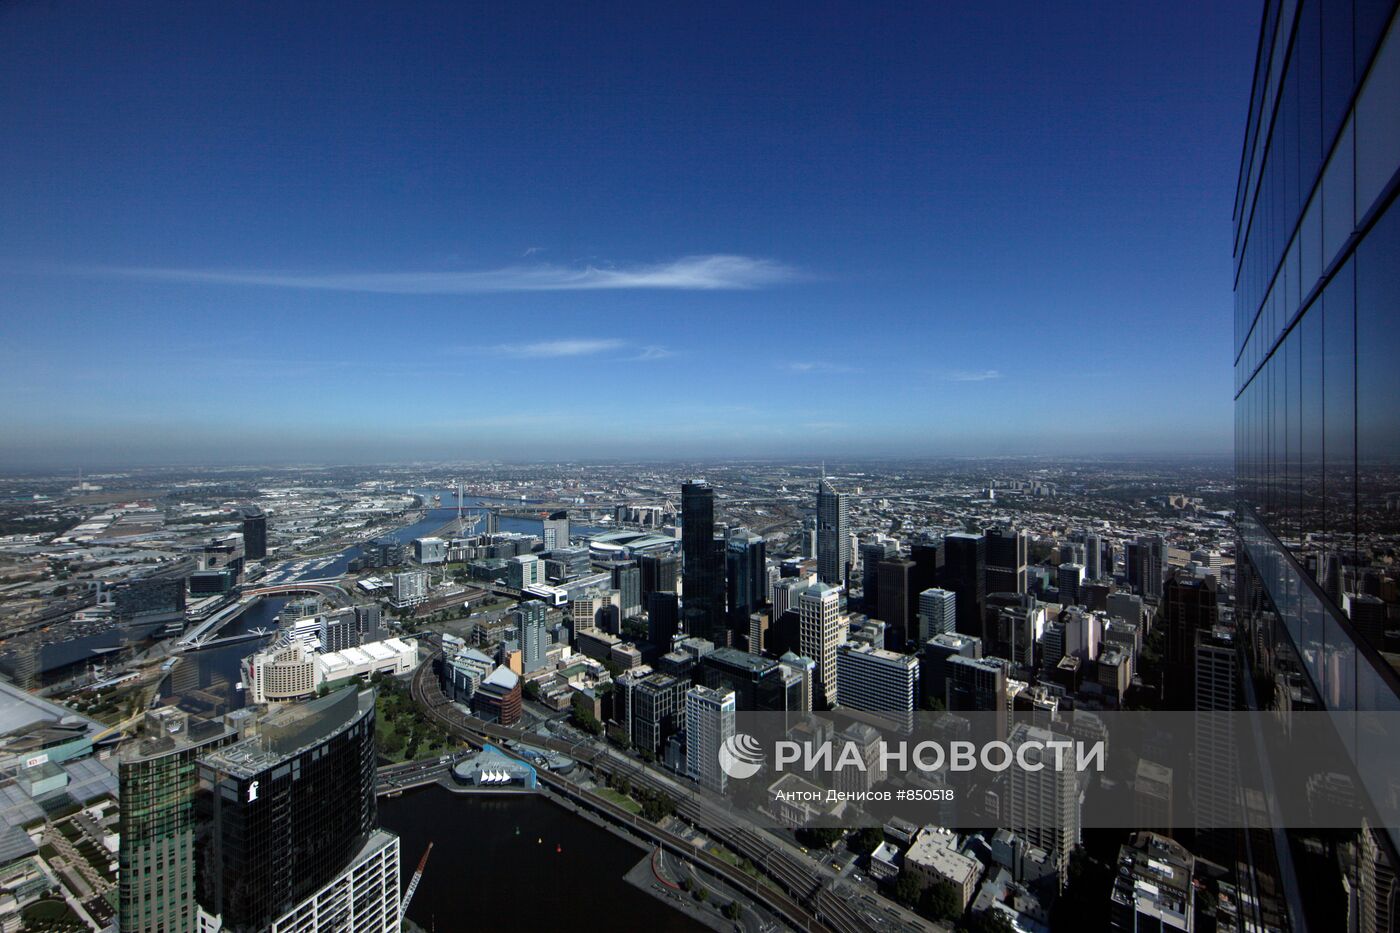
[377,785,705,932]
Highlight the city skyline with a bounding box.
[0,1,1256,465]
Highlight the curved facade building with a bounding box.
[195,689,379,932]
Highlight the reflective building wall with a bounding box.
[1234,0,1400,927]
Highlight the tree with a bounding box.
[923,882,962,922]
[893,869,925,907]
[723,901,741,921]
[850,826,884,854]
[961,909,1014,933]
[797,827,844,850]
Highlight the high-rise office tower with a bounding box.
[876,556,917,650]
[1084,532,1103,581]
[1233,3,1400,926]
[725,528,767,643]
[917,587,956,642]
[646,590,680,648]
[119,708,239,933]
[542,510,570,550]
[816,473,851,586]
[910,535,943,597]
[1108,832,1195,933]
[681,481,726,644]
[942,532,986,639]
[639,552,680,598]
[798,581,844,708]
[685,685,736,794]
[1127,534,1165,602]
[1162,572,1218,709]
[1194,627,1240,867]
[195,689,391,932]
[835,642,918,733]
[1057,562,1085,607]
[922,632,981,709]
[611,561,642,620]
[698,647,801,712]
[861,538,899,617]
[984,526,1027,595]
[945,654,1008,739]
[241,508,267,561]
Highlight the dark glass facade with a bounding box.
[681,481,726,644]
[195,689,377,932]
[1234,0,1400,927]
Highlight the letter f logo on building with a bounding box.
[718,733,764,780]
[247,780,259,803]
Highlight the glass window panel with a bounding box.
[1301,191,1323,296]
[1354,12,1400,221]
[1355,199,1400,657]
[1323,116,1356,269]
[1302,305,1326,586]
[1321,0,1355,148]
[1355,0,1397,76]
[1324,256,1357,607]
[1298,0,1325,194]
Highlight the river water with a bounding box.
[377,785,704,932]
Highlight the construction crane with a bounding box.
[399,841,433,924]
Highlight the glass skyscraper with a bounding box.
[1234,0,1400,928]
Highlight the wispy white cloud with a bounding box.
[489,338,674,362]
[786,361,860,374]
[943,369,1002,382]
[85,254,798,293]
[493,339,625,358]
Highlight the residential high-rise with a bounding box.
[984,526,1027,595]
[875,557,917,650]
[917,587,956,642]
[542,509,571,550]
[685,685,736,794]
[1084,532,1103,581]
[835,642,918,733]
[119,708,239,933]
[725,528,767,644]
[815,473,850,585]
[516,599,549,672]
[797,581,844,708]
[942,532,986,639]
[242,508,267,561]
[195,688,391,932]
[681,481,726,644]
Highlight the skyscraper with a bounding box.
[725,528,767,644]
[611,561,642,619]
[647,590,680,648]
[984,526,1027,595]
[1006,722,1081,888]
[1233,2,1400,926]
[1127,534,1165,602]
[917,587,956,642]
[542,510,570,550]
[861,537,899,617]
[875,556,917,649]
[242,508,267,561]
[835,642,918,733]
[195,689,388,932]
[119,708,238,933]
[516,599,549,672]
[941,532,986,639]
[797,581,843,708]
[681,481,726,644]
[816,473,850,586]
[685,685,736,794]
[639,552,680,598]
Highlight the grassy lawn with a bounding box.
[596,787,642,815]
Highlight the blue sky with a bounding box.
[0,1,1256,466]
